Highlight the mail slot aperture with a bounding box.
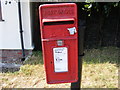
[44,20,74,25]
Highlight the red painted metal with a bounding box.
[39,3,78,84]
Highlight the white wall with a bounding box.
[0,0,33,50]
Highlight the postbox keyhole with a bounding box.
[57,40,64,46]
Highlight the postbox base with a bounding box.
[47,79,78,84]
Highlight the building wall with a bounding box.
[1,49,32,64]
[0,0,33,50]
[0,0,33,65]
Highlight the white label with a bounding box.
[67,27,77,35]
[53,47,68,72]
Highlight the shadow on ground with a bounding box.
[83,47,119,67]
[24,46,119,67]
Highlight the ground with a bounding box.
[0,47,119,89]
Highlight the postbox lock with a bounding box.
[67,27,77,35]
[57,40,64,46]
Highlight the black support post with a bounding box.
[71,2,87,89]
[71,20,85,89]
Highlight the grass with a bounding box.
[82,63,118,88]
[0,46,119,88]
[23,51,43,65]
[83,46,119,64]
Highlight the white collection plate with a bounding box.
[53,47,68,72]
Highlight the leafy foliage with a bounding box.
[82,2,120,17]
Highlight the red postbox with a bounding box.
[39,3,78,84]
